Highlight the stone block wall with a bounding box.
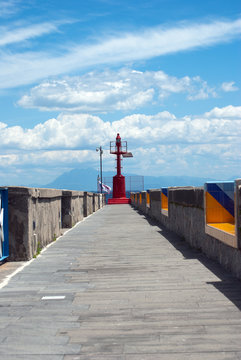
[8,187,31,261]
[8,187,105,261]
[168,187,204,245]
[131,184,241,280]
[149,190,162,220]
[235,180,241,249]
[93,194,99,212]
[62,190,84,228]
[84,192,93,217]
[8,187,62,261]
[139,191,147,213]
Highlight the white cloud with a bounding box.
[187,78,216,100]
[221,81,239,92]
[0,153,18,166]
[0,22,60,47]
[0,149,97,166]
[0,122,7,129]
[1,17,241,88]
[204,105,241,118]
[0,0,21,18]
[0,105,240,151]
[18,69,217,112]
[1,105,241,182]
[0,114,112,150]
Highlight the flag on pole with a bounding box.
[98,181,112,194]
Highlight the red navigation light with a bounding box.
[108,133,133,204]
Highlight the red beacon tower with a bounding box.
[108,133,133,204]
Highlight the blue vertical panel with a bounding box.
[205,181,234,217]
[162,188,168,197]
[0,188,9,261]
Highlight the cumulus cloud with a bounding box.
[1,105,241,152]
[1,105,241,182]
[18,69,216,112]
[0,149,97,166]
[204,105,241,118]
[1,17,241,88]
[221,81,239,92]
[0,114,111,150]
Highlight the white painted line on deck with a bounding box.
[0,259,34,290]
[41,295,66,300]
[0,207,106,288]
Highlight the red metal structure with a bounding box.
[108,133,132,204]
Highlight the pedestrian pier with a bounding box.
[1,204,241,359]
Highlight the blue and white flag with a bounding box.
[98,181,112,194]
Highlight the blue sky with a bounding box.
[0,0,240,186]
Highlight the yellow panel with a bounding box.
[147,193,150,205]
[208,223,235,235]
[161,193,168,210]
[206,192,234,224]
[139,193,142,204]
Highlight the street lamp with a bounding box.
[96,146,103,193]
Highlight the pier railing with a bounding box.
[5,187,106,261]
[131,179,241,279]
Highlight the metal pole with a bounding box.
[116,134,121,176]
[96,146,103,194]
[100,146,103,194]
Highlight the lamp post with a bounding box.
[96,146,103,193]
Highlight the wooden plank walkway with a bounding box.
[0,204,241,359]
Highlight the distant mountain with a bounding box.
[46,168,114,192]
[44,167,215,192]
[143,175,213,189]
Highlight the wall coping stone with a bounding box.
[169,186,204,209]
[150,189,161,201]
[7,186,62,199]
[62,190,84,197]
[84,191,94,196]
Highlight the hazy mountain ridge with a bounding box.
[42,168,219,192]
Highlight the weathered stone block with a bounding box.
[149,190,161,221]
[8,187,62,261]
[169,187,204,209]
[62,190,84,228]
[84,192,93,217]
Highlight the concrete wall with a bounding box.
[93,194,99,212]
[84,192,93,217]
[62,190,84,228]
[235,180,241,249]
[139,191,147,213]
[8,187,62,261]
[131,184,241,280]
[8,187,106,261]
